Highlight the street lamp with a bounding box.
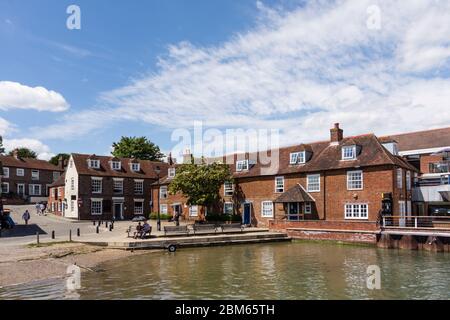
[155,166,161,231]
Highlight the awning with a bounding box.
[274,184,315,203]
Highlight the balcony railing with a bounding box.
[429,161,450,174]
[382,216,450,230]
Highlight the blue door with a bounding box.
[243,203,251,225]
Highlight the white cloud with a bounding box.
[35,0,450,149]
[0,117,15,136]
[0,81,69,112]
[3,138,54,160]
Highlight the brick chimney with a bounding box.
[12,149,19,160]
[58,156,65,169]
[330,123,343,145]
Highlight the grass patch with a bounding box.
[26,241,73,248]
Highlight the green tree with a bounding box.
[0,136,4,154]
[8,147,38,159]
[111,136,164,161]
[169,159,233,209]
[49,153,70,166]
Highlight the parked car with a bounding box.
[431,208,450,216]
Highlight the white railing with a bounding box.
[382,216,450,229]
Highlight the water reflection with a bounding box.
[1,242,449,300]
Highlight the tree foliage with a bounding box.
[168,159,233,207]
[8,147,37,159]
[49,153,70,166]
[111,136,164,161]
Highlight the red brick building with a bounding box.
[47,173,66,216]
[153,124,417,240]
[64,154,168,220]
[0,151,65,205]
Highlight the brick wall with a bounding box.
[420,154,444,174]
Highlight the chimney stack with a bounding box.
[182,148,193,164]
[330,123,343,145]
[58,156,65,169]
[12,149,19,160]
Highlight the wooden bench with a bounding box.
[220,223,244,233]
[164,225,189,236]
[192,224,218,235]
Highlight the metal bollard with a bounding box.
[105,221,108,228]
[109,224,113,232]
[92,220,96,226]
[77,228,80,237]
[69,230,72,242]
[36,232,40,245]
[98,220,101,227]
[52,231,55,239]
[96,226,99,234]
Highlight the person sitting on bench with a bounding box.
[140,221,151,239]
[133,222,143,239]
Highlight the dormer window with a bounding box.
[290,152,306,164]
[111,161,121,171]
[88,159,100,169]
[131,163,140,172]
[342,146,356,160]
[168,168,176,178]
[236,160,249,172]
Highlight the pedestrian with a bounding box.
[35,203,40,215]
[40,203,45,215]
[22,210,31,225]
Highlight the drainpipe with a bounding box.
[323,171,326,221]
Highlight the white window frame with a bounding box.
[70,200,75,212]
[224,202,234,215]
[29,184,41,196]
[134,200,144,215]
[131,163,140,172]
[305,202,312,214]
[16,168,25,177]
[113,178,124,194]
[344,203,368,220]
[3,167,9,178]
[71,177,75,191]
[236,160,249,172]
[397,168,403,189]
[31,170,39,181]
[160,186,168,199]
[224,181,234,197]
[134,180,144,195]
[189,205,199,217]
[347,170,363,190]
[307,174,321,192]
[17,183,25,195]
[1,182,9,194]
[168,168,176,178]
[111,161,121,170]
[91,199,103,215]
[88,159,100,169]
[160,204,168,214]
[91,177,103,194]
[261,201,274,218]
[275,176,284,193]
[290,151,306,165]
[406,171,411,191]
[342,146,356,160]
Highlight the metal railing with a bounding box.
[429,161,450,174]
[382,216,450,229]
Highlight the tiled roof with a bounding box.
[274,184,315,203]
[71,154,169,179]
[49,173,66,188]
[0,155,64,171]
[381,127,450,152]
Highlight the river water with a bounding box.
[1,242,449,300]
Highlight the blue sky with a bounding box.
[1,0,449,160]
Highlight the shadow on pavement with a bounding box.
[0,224,47,238]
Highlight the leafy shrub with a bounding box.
[205,214,242,223]
[149,213,172,220]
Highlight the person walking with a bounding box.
[35,203,41,215]
[40,203,45,215]
[22,210,31,225]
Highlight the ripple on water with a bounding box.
[1,242,449,300]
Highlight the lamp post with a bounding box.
[155,166,161,231]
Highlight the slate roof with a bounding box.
[381,126,450,152]
[49,173,66,188]
[0,155,64,171]
[274,184,315,203]
[71,154,169,179]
